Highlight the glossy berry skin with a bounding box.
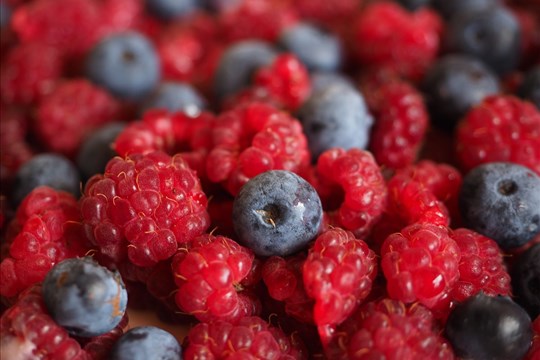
[518,65,540,109]
[459,162,540,249]
[422,55,500,131]
[445,5,521,75]
[297,84,373,161]
[213,40,277,101]
[278,22,342,72]
[232,170,323,257]
[139,81,206,116]
[145,0,198,20]
[511,243,540,318]
[42,257,127,337]
[445,293,533,360]
[12,153,80,206]
[110,326,182,360]
[85,31,160,100]
[76,122,125,181]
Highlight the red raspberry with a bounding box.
[183,315,306,359]
[206,102,310,195]
[364,80,429,170]
[456,95,540,176]
[0,286,89,360]
[35,79,121,157]
[326,298,455,360]
[95,0,143,39]
[303,228,377,344]
[76,314,129,360]
[253,53,311,111]
[381,223,461,311]
[262,254,314,324]
[314,148,387,238]
[11,0,101,56]
[0,42,63,105]
[0,186,92,299]
[296,0,361,27]
[157,29,205,82]
[219,0,298,43]
[525,317,540,360]
[0,106,34,172]
[172,234,257,323]
[80,151,210,267]
[449,228,511,303]
[353,2,442,82]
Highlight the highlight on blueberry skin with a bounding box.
[459,162,540,249]
[42,257,128,337]
[232,170,323,257]
[110,326,182,360]
[445,293,533,360]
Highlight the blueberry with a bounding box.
[42,257,128,337]
[431,0,499,19]
[0,1,11,28]
[422,54,500,132]
[278,22,342,72]
[517,65,540,110]
[445,293,533,360]
[511,243,540,319]
[394,0,431,11]
[445,5,521,75]
[145,0,200,20]
[140,82,207,116]
[310,72,354,93]
[459,162,540,249]
[297,84,373,161]
[12,153,80,206]
[110,326,182,360]
[232,170,323,257]
[76,122,125,181]
[214,40,277,101]
[86,31,160,100]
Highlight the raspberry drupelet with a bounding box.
[80,151,210,267]
[381,223,461,312]
[172,234,257,323]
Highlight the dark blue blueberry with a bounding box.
[278,22,342,72]
[310,72,354,93]
[140,81,207,116]
[214,40,277,101]
[12,153,80,206]
[145,0,200,20]
[0,1,11,28]
[202,0,240,12]
[110,326,182,360]
[445,293,533,360]
[445,5,521,75]
[232,170,323,257]
[431,0,499,19]
[459,162,540,250]
[394,0,431,11]
[422,54,500,132]
[297,84,373,161]
[86,31,160,100]
[76,122,125,181]
[42,257,128,337]
[511,243,540,319]
[517,65,540,109]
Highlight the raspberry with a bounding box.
[78,315,129,360]
[253,53,311,111]
[0,286,88,360]
[0,186,92,299]
[303,228,377,344]
[456,95,540,176]
[11,0,101,56]
[35,79,121,157]
[81,151,210,266]
[353,2,442,82]
[326,298,455,360]
[0,106,33,173]
[183,315,306,359]
[363,80,429,170]
[172,234,257,323]
[449,228,511,303]
[314,148,387,238]
[157,28,205,82]
[0,42,63,105]
[381,223,461,311]
[296,0,361,26]
[96,0,142,39]
[205,102,310,195]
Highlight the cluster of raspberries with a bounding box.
[1,0,540,359]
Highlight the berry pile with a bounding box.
[1,0,539,359]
